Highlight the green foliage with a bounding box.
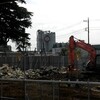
[75,48,81,60]
[0,0,33,51]
[0,0,25,4]
[60,48,68,56]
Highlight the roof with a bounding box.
[92,45,100,50]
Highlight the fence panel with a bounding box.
[0,79,100,100]
[0,54,68,69]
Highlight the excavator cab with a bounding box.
[85,54,100,72]
[86,60,96,71]
[94,54,100,73]
[95,55,100,67]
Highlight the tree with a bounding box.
[0,0,33,51]
[60,48,68,56]
[0,0,25,5]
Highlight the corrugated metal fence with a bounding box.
[0,53,68,69]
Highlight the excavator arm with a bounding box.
[68,36,96,70]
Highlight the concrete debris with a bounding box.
[0,64,67,80]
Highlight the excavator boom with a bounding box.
[68,36,96,70]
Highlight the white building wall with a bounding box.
[37,30,55,52]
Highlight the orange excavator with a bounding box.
[68,35,100,72]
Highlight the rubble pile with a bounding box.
[0,64,25,79]
[0,64,67,80]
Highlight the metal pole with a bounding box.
[88,18,90,44]
[87,79,90,100]
[52,83,55,100]
[83,18,90,44]
[0,82,2,100]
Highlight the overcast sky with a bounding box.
[10,0,100,51]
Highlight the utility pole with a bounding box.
[87,18,90,44]
[83,17,90,44]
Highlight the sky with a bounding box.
[9,0,100,51]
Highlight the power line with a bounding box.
[90,19,100,21]
[90,29,100,30]
[55,19,100,33]
[56,28,85,38]
[54,21,83,32]
[56,26,100,39]
[90,27,100,30]
[34,21,83,32]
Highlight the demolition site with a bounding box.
[0,30,100,100]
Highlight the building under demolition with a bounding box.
[37,30,55,53]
